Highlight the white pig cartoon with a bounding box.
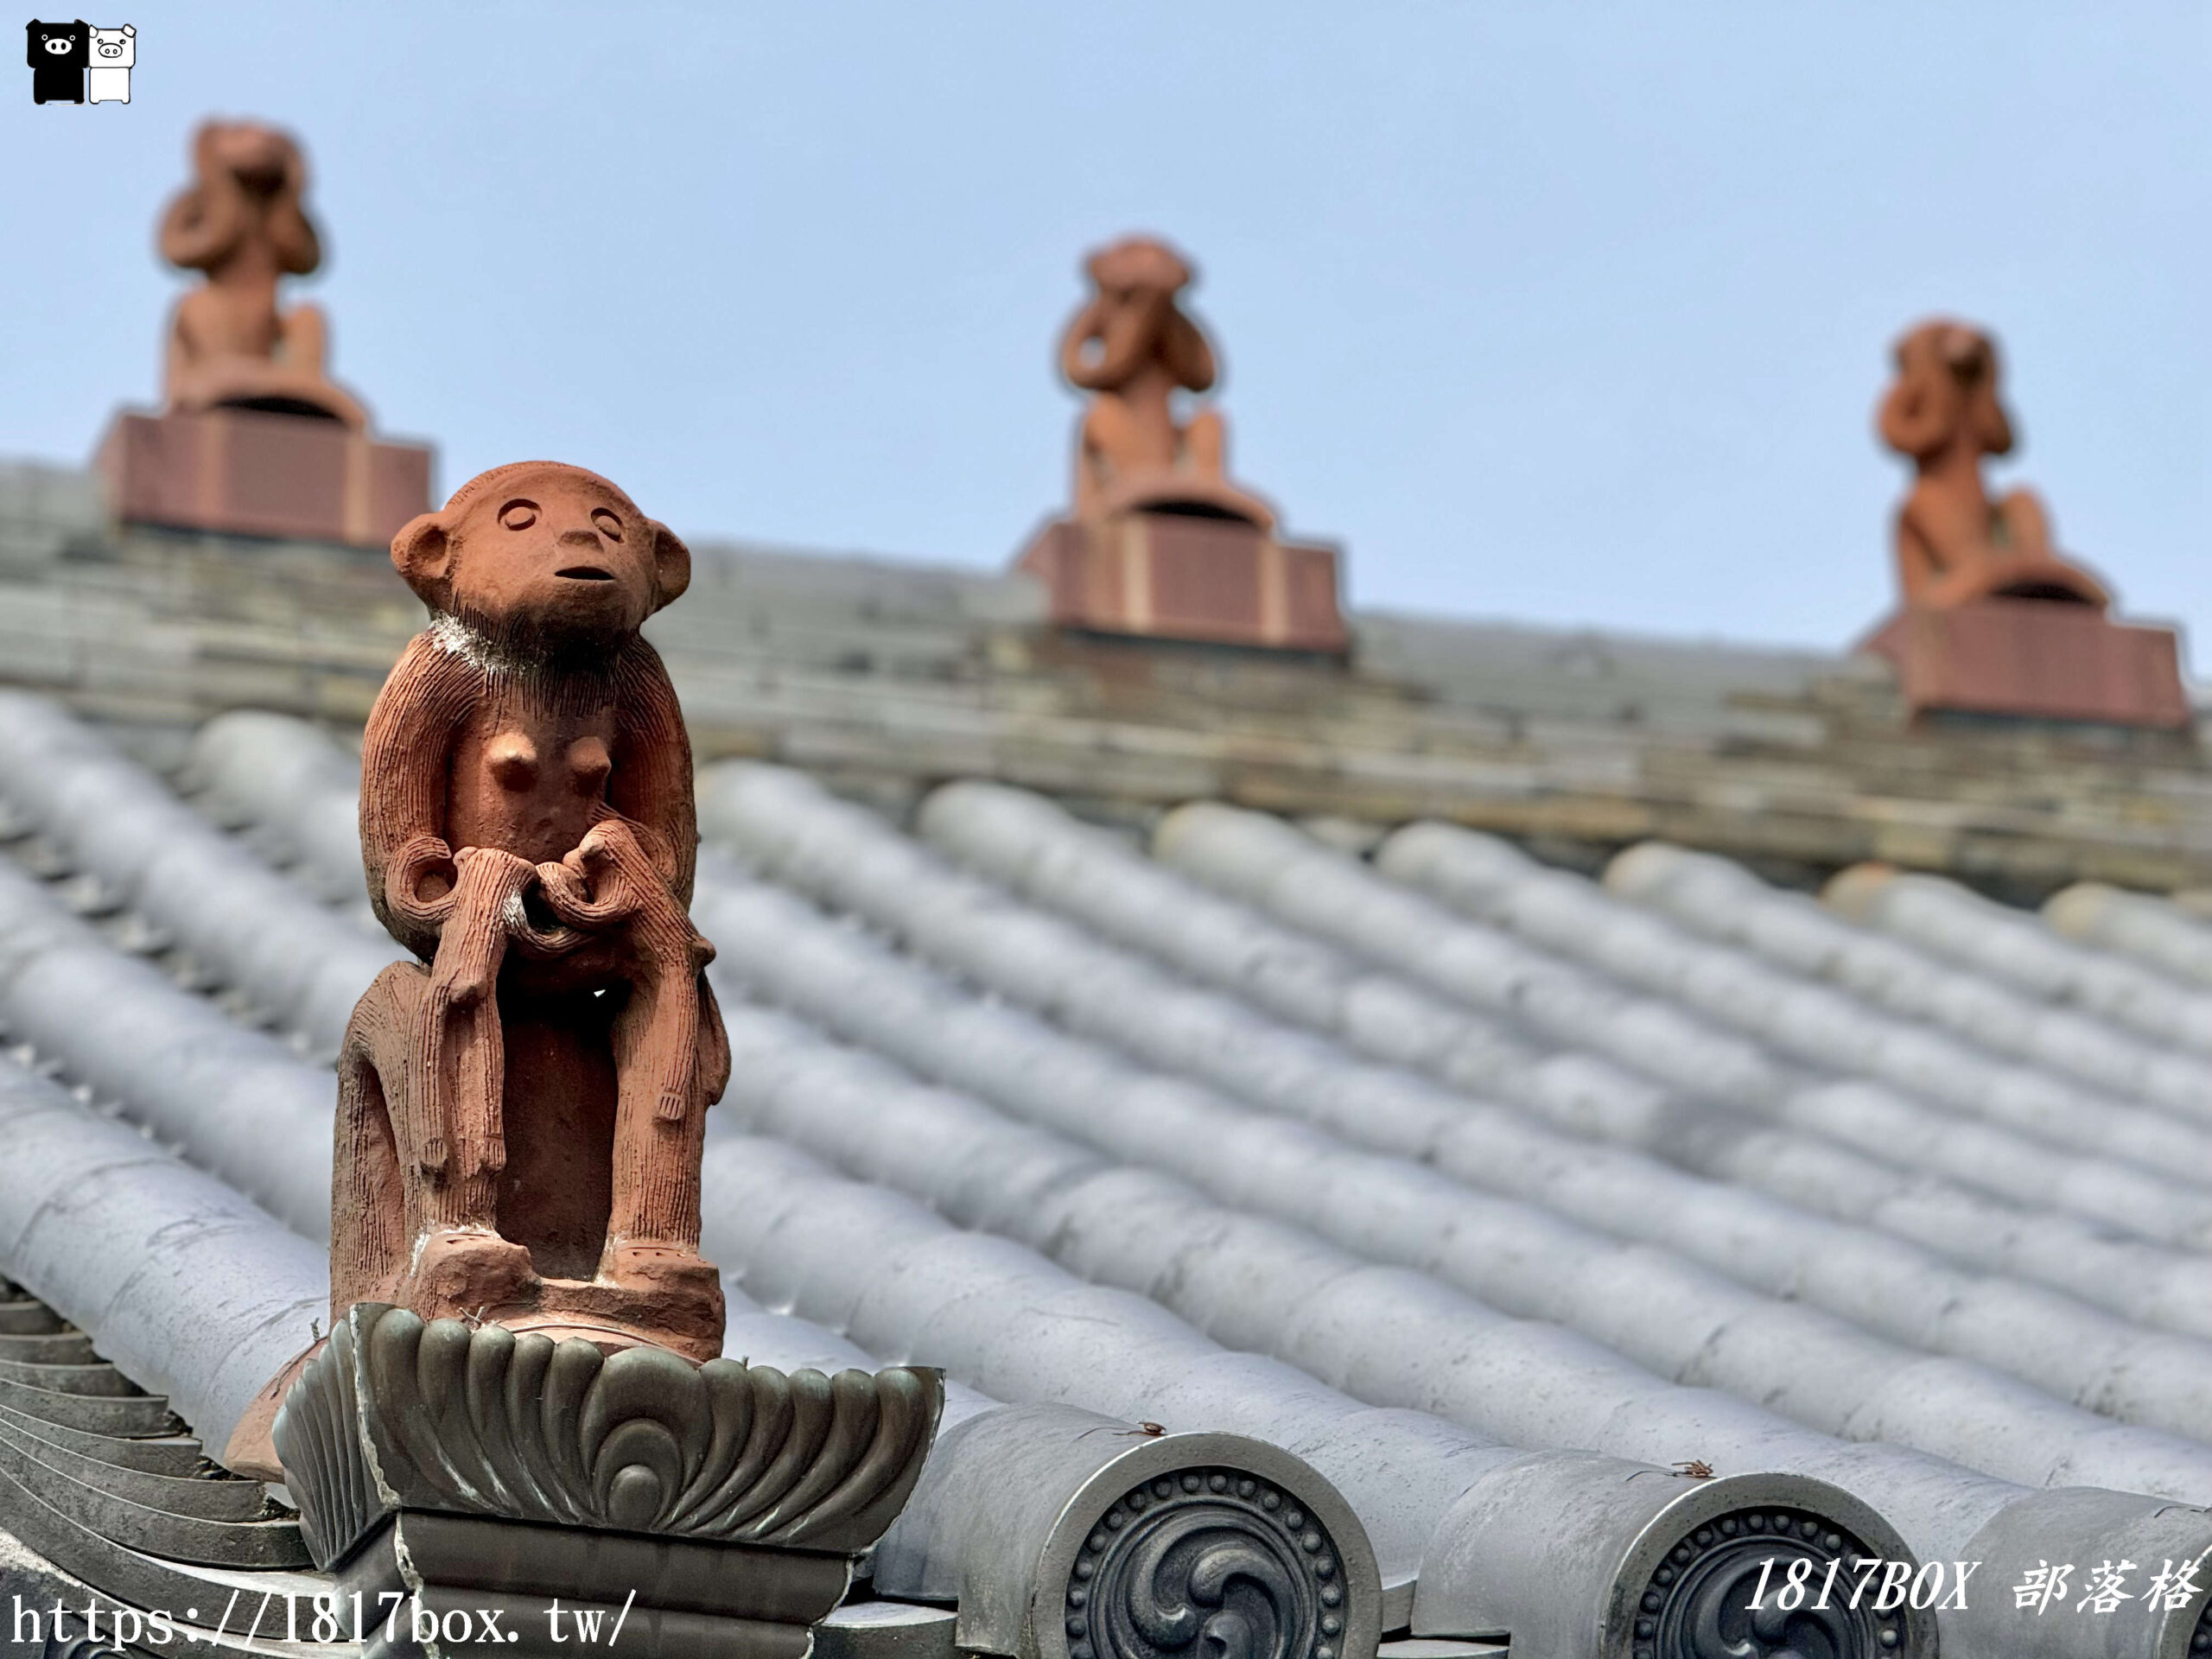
[86,24,132,105]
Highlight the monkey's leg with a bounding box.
[163,295,219,411]
[1994,487,2054,563]
[278,303,330,376]
[533,819,719,1287]
[603,1074,707,1257]
[602,944,714,1252]
[599,952,723,1359]
[404,1000,536,1316]
[1077,399,1142,520]
[1185,406,1228,480]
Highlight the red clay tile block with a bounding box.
[1018,512,1348,653]
[96,405,432,549]
[1861,600,2190,728]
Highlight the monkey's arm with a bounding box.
[360,634,478,959]
[608,639,698,904]
[1062,295,1166,391]
[1058,297,1116,390]
[268,150,323,276]
[156,184,243,273]
[1159,308,1217,392]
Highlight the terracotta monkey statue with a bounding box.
[334,461,728,1360]
[1058,235,1273,529]
[1878,319,2107,612]
[158,119,370,430]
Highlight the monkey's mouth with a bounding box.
[556,566,616,582]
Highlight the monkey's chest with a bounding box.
[448,721,616,867]
[176,286,283,359]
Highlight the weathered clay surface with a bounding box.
[157,120,369,429]
[334,461,731,1359]
[1877,318,2107,611]
[1859,599,2190,728]
[95,405,432,550]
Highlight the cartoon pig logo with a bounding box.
[86,22,131,104]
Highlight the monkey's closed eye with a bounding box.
[591,508,624,542]
[499,499,539,531]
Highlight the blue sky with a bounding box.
[3,3,2203,652]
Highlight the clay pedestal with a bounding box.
[97,406,433,549]
[1860,600,2190,728]
[275,1303,943,1659]
[1018,511,1347,653]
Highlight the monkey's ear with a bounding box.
[648,520,691,608]
[391,512,454,607]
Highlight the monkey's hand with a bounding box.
[583,802,681,887]
[535,820,652,931]
[386,833,461,932]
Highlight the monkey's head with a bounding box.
[200,122,302,193]
[161,119,323,278]
[1084,236,1193,306]
[392,461,692,656]
[1878,318,2015,465]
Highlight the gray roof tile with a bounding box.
[12,695,2212,1653]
